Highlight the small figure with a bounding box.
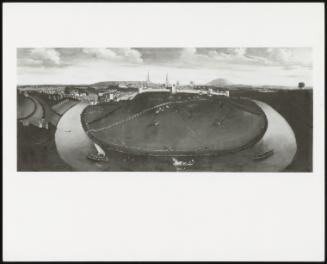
[172,157,195,170]
[213,119,222,126]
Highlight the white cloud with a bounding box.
[82,48,143,64]
[18,58,43,66]
[214,48,247,57]
[177,47,312,69]
[180,47,197,58]
[268,48,292,63]
[18,48,61,67]
[245,48,312,67]
[82,48,118,60]
[31,48,61,65]
[178,48,255,68]
[114,48,143,63]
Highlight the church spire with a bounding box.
[147,71,150,83]
[165,73,169,87]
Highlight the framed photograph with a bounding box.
[3,2,325,261]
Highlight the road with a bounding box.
[17,97,36,120]
[18,95,44,127]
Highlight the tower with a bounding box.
[147,71,150,83]
[165,73,169,88]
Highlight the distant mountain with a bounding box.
[206,78,233,87]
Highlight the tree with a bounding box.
[298,82,305,89]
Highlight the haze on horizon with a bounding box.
[17,47,312,87]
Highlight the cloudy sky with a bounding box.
[17,47,312,86]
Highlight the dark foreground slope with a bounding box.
[230,89,313,172]
[17,122,73,171]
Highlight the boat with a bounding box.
[172,157,194,167]
[87,153,109,162]
[87,143,110,162]
[253,150,274,161]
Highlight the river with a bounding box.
[55,100,297,172]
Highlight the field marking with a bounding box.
[87,100,193,133]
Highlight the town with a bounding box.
[18,73,230,104]
[17,73,230,129]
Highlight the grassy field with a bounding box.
[17,122,73,171]
[84,93,267,156]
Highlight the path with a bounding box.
[18,95,44,127]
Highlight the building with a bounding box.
[98,91,115,103]
[22,120,30,126]
[85,93,98,105]
[170,82,177,94]
[37,118,48,129]
[146,71,150,87]
[193,85,230,97]
[214,90,230,97]
[138,87,144,93]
